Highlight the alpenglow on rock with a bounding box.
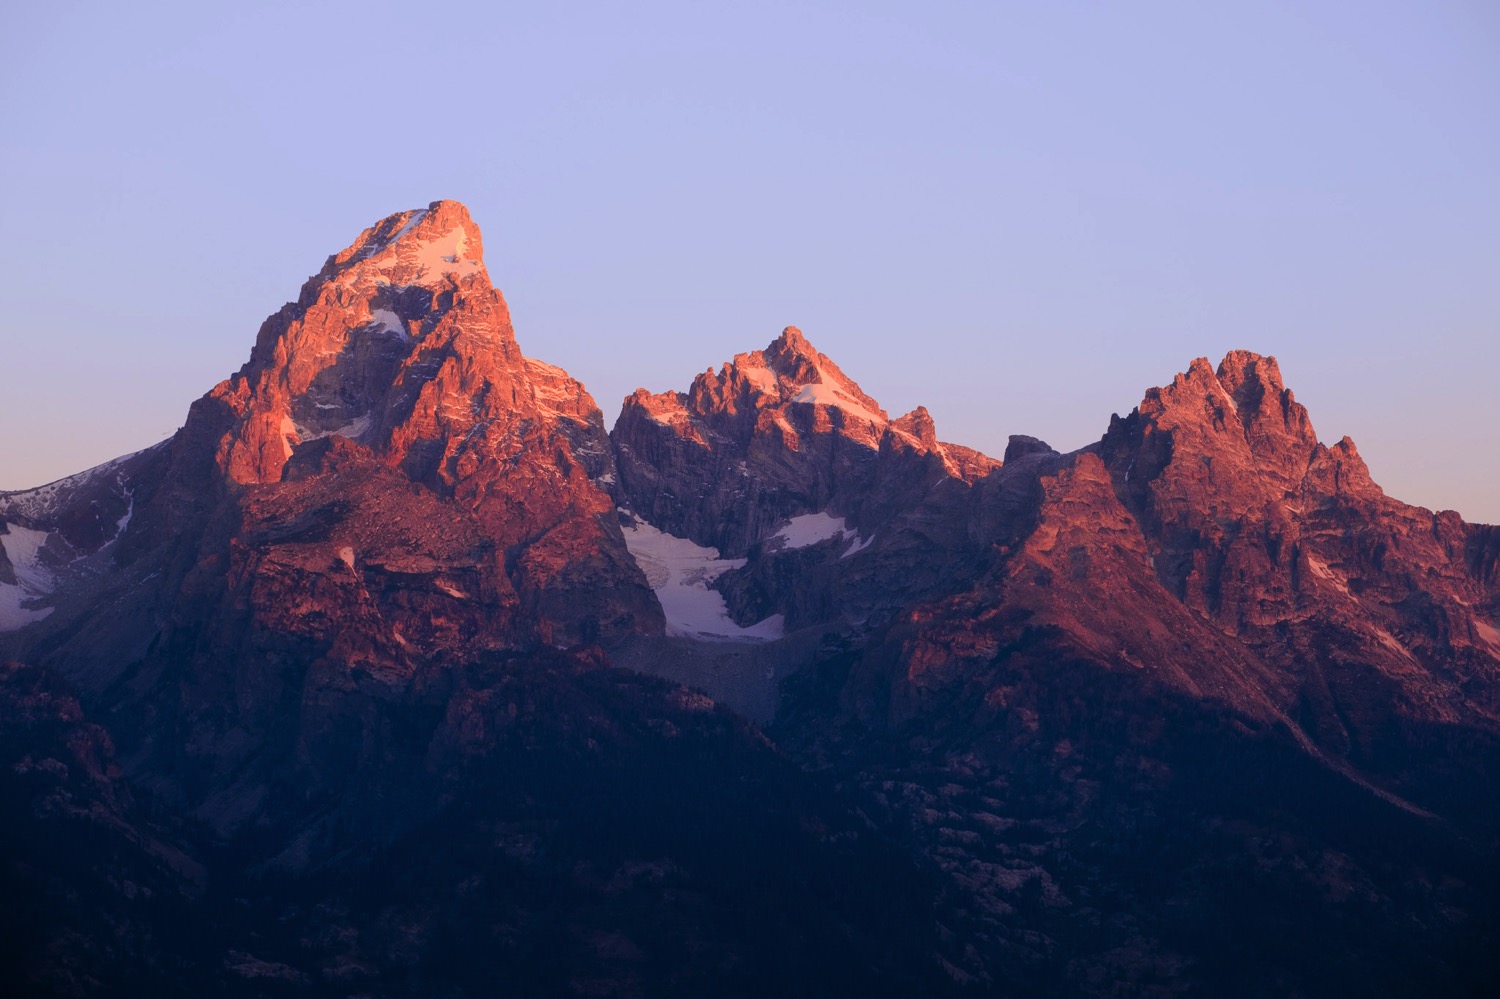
[612,324,999,558]
[2,201,1499,997]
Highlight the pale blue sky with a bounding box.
[2,1,1497,520]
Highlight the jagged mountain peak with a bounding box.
[108,202,656,653]
[1215,351,1316,444]
[772,323,812,353]
[209,202,568,487]
[238,199,505,393]
[1125,350,1319,492]
[6,201,657,675]
[618,325,986,465]
[889,405,938,447]
[6,203,1500,998]
[1216,347,1283,387]
[1003,434,1058,463]
[760,324,855,388]
[692,325,890,430]
[612,325,1000,558]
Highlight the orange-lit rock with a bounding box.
[3,209,1499,997]
[613,324,999,559]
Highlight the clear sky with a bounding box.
[2,1,1497,521]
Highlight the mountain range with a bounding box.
[2,201,1497,996]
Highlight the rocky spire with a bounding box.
[1119,351,1323,500]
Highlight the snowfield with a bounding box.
[767,510,873,559]
[621,514,784,642]
[768,511,849,549]
[791,381,884,424]
[0,523,56,630]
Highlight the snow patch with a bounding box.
[280,416,298,460]
[621,515,784,642]
[841,533,875,559]
[333,413,374,440]
[412,226,483,282]
[770,511,850,550]
[293,413,374,443]
[1214,378,1240,415]
[1474,619,1500,655]
[0,523,57,631]
[0,584,50,630]
[1304,554,1350,595]
[766,510,873,558]
[369,309,410,340]
[388,209,426,245]
[114,491,135,537]
[434,579,469,599]
[736,359,778,395]
[1373,627,1419,665]
[1,524,53,591]
[337,214,483,290]
[791,381,884,424]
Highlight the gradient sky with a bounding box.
[2,1,1497,521]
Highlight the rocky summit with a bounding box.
[2,202,1497,997]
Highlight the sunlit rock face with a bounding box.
[0,203,664,857]
[211,202,612,497]
[186,201,659,655]
[727,351,1500,994]
[612,325,999,558]
[836,349,1500,757]
[611,333,1500,766]
[2,201,1499,996]
[609,325,1006,648]
[1090,351,1500,730]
